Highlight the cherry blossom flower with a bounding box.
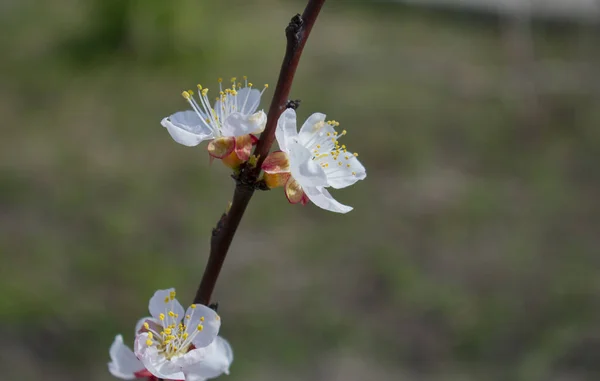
[161,77,267,168]
[108,288,232,381]
[262,109,366,213]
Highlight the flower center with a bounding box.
[310,120,360,177]
[144,292,207,360]
[180,77,268,137]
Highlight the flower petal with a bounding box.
[288,141,328,187]
[221,111,266,137]
[170,347,207,369]
[183,336,233,381]
[186,304,221,349]
[264,172,291,189]
[262,151,290,174]
[275,109,299,153]
[285,177,306,204]
[234,134,254,161]
[207,137,235,159]
[135,333,185,380]
[108,335,143,380]
[319,152,366,189]
[134,317,161,335]
[161,111,214,147]
[303,185,353,213]
[148,289,184,322]
[237,87,262,114]
[213,87,262,117]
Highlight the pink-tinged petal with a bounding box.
[250,134,259,145]
[183,336,233,381]
[275,109,299,153]
[303,185,353,213]
[234,134,254,161]
[221,150,244,169]
[262,151,290,174]
[161,111,214,147]
[148,289,184,322]
[207,137,235,159]
[285,177,306,204]
[108,335,143,380]
[186,304,221,349]
[135,333,185,380]
[263,172,291,189]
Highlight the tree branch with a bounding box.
[193,0,326,305]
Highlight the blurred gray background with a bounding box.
[1,1,600,381]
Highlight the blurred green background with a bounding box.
[1,1,599,380]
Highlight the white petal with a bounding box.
[236,87,262,115]
[297,113,334,149]
[320,153,366,189]
[170,347,206,369]
[148,288,184,322]
[186,304,221,349]
[161,111,214,147]
[134,333,185,380]
[220,110,266,137]
[183,337,233,381]
[108,335,142,380]
[303,186,353,213]
[288,141,328,187]
[275,109,299,153]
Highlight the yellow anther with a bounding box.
[185,315,191,320]
[352,171,356,176]
[159,313,165,321]
[231,90,237,96]
[338,162,342,166]
[243,75,248,80]
[200,316,205,322]
[169,291,176,299]
[183,332,189,339]
[168,311,175,317]
[197,84,203,90]
[164,328,172,334]
[147,332,153,339]
[191,304,197,309]
[353,153,359,157]
[143,322,149,330]
[218,78,223,83]
[182,91,191,99]
[248,82,253,87]
[347,164,351,168]
[334,132,338,136]
[326,133,331,137]
[230,77,237,82]
[264,84,269,88]
[237,82,242,88]
[146,339,153,346]
[201,88,209,97]
[164,297,169,303]
[197,324,204,331]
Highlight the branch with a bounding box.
[193,0,326,305]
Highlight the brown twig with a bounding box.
[193,0,326,305]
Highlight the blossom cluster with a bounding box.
[160,76,366,213]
